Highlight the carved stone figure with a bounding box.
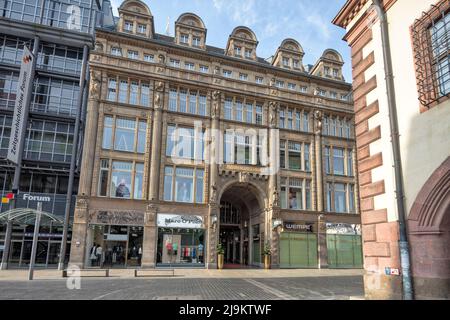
[214,66,220,75]
[314,110,323,133]
[211,91,221,119]
[210,183,217,204]
[89,70,102,100]
[158,54,166,64]
[272,190,279,207]
[269,101,278,127]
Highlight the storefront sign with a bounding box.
[326,223,361,235]
[105,234,128,241]
[283,221,313,232]
[22,193,52,202]
[157,214,203,229]
[8,46,35,165]
[93,210,145,226]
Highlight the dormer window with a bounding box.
[234,46,242,57]
[324,67,331,76]
[111,47,122,56]
[180,34,189,44]
[282,57,290,67]
[124,20,133,32]
[245,49,252,59]
[293,60,300,69]
[138,24,147,34]
[333,68,339,78]
[193,36,201,47]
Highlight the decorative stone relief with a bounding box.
[154,81,164,110]
[89,70,102,100]
[269,101,278,128]
[158,54,166,64]
[314,110,323,134]
[211,91,221,119]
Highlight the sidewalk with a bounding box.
[0,268,364,281]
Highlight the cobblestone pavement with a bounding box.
[0,276,364,300]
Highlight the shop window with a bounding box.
[157,227,205,265]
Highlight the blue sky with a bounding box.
[110,0,351,81]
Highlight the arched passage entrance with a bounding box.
[218,182,265,268]
[408,157,450,299]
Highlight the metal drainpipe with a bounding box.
[371,0,413,300]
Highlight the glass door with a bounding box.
[9,241,23,267]
[47,242,61,265]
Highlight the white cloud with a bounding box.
[212,0,258,26]
[306,13,332,40]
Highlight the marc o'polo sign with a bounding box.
[7,46,35,165]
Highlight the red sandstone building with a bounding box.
[334,0,450,299]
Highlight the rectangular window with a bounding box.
[180,34,189,44]
[189,91,197,114]
[179,89,187,113]
[245,103,253,123]
[347,149,353,176]
[102,116,113,149]
[288,141,301,170]
[280,140,286,169]
[185,62,195,71]
[324,67,330,76]
[349,184,355,213]
[333,69,339,78]
[287,109,293,129]
[138,24,147,34]
[280,177,287,209]
[223,70,232,78]
[199,94,207,116]
[288,178,302,210]
[224,98,233,120]
[255,76,263,84]
[288,83,296,90]
[170,59,180,68]
[134,163,144,199]
[224,132,234,164]
[118,80,128,103]
[245,49,252,58]
[323,116,329,135]
[195,169,204,203]
[144,54,154,62]
[164,167,173,201]
[140,83,150,107]
[282,57,290,67]
[107,79,117,101]
[326,183,332,212]
[324,146,331,174]
[193,37,201,47]
[199,65,209,73]
[169,88,178,111]
[279,109,285,128]
[234,46,241,56]
[293,60,300,69]
[304,143,310,172]
[99,159,109,197]
[127,50,139,60]
[166,125,204,161]
[256,104,263,125]
[239,73,248,81]
[330,117,336,136]
[276,80,285,88]
[305,180,311,210]
[340,94,348,101]
[114,118,136,152]
[333,148,345,175]
[137,121,147,154]
[334,183,347,213]
[303,112,309,132]
[111,161,133,199]
[295,111,301,131]
[129,81,138,105]
[175,167,194,203]
[300,86,308,93]
[330,91,337,99]
[235,101,243,121]
[124,20,133,32]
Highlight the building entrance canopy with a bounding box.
[0,209,64,226]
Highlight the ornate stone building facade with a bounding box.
[69,0,360,270]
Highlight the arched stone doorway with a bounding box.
[408,157,450,299]
[218,182,266,268]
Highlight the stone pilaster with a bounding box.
[68,196,89,268]
[149,81,164,201]
[314,110,324,212]
[141,204,157,268]
[78,70,102,197]
[207,203,219,269]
